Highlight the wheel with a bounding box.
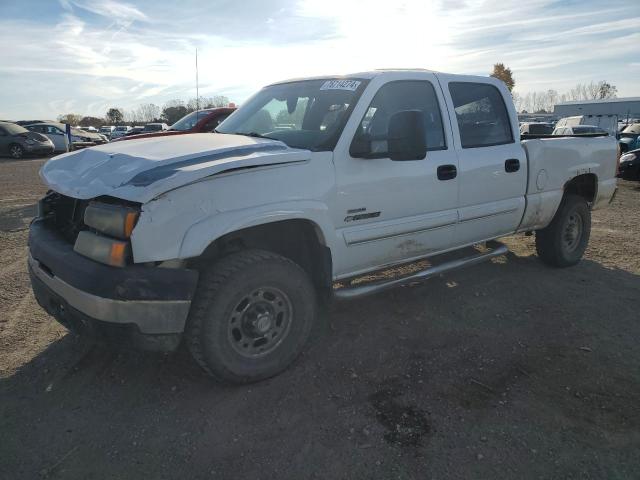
[9,144,24,159]
[186,249,317,384]
[535,194,591,267]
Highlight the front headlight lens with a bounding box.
[620,154,633,164]
[74,231,130,267]
[84,202,139,239]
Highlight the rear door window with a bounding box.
[449,82,513,148]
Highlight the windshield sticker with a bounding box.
[320,80,361,91]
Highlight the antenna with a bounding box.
[196,48,199,122]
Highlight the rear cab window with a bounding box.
[449,82,513,148]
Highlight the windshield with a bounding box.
[170,110,212,131]
[143,124,162,132]
[217,78,369,151]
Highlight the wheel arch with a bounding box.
[563,173,598,205]
[190,218,333,298]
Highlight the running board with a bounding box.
[333,241,508,300]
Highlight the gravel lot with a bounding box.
[1,156,639,479]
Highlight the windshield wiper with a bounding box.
[233,131,278,140]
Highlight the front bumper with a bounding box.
[28,219,199,350]
[618,162,639,181]
[25,144,54,155]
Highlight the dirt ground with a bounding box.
[1,157,639,480]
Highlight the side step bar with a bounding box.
[333,241,508,300]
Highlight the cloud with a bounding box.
[69,0,148,23]
[0,0,638,120]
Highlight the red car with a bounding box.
[113,107,236,142]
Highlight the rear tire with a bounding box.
[186,249,317,384]
[535,194,591,267]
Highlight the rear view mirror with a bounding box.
[387,110,427,161]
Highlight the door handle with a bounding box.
[505,158,520,173]
[437,164,457,180]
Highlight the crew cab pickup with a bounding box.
[29,70,618,383]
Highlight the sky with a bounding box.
[0,0,638,120]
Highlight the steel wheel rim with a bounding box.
[10,146,22,158]
[227,286,293,358]
[562,212,583,252]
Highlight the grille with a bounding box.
[40,192,89,243]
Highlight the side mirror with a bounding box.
[387,110,427,161]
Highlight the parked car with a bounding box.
[27,122,107,152]
[30,70,617,383]
[79,126,98,133]
[112,108,235,142]
[0,121,54,158]
[124,126,145,137]
[618,148,640,181]
[110,125,132,139]
[552,125,607,135]
[99,126,115,139]
[621,123,640,133]
[619,132,640,153]
[143,122,169,132]
[520,122,555,135]
[554,115,618,137]
[15,120,50,126]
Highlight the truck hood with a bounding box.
[40,133,311,203]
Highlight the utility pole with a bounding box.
[196,48,200,121]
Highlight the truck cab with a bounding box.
[29,70,618,383]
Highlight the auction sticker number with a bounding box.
[320,80,361,91]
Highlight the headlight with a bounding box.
[620,154,634,164]
[84,202,139,239]
[74,231,130,267]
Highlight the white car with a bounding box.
[552,125,607,135]
[142,122,169,132]
[26,123,69,152]
[554,115,617,137]
[109,125,131,139]
[30,69,617,383]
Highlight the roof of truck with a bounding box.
[269,69,446,86]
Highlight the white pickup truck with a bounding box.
[29,70,618,383]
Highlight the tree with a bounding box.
[79,116,104,128]
[106,108,124,125]
[186,96,231,112]
[490,63,515,92]
[57,113,83,125]
[161,100,188,125]
[597,81,617,99]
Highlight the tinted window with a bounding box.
[449,82,513,148]
[528,124,554,135]
[352,80,446,154]
[203,114,229,132]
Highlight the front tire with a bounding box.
[9,144,24,159]
[186,249,317,384]
[535,194,591,267]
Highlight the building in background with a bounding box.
[553,97,640,122]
